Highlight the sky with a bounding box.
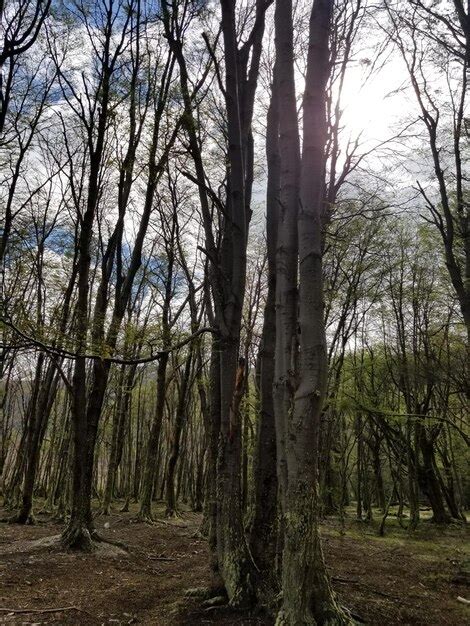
[340,55,409,146]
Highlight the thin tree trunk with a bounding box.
[249,54,280,589]
[139,353,169,520]
[103,364,137,515]
[17,364,60,523]
[166,352,193,517]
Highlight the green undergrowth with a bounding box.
[320,505,469,561]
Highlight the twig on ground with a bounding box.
[332,576,359,584]
[0,606,84,615]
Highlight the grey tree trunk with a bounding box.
[277,0,351,622]
[272,0,301,520]
[166,351,193,517]
[103,364,137,515]
[213,0,269,606]
[249,60,280,590]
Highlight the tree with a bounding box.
[274,0,351,621]
[384,0,470,347]
[249,56,279,586]
[163,0,272,603]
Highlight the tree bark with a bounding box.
[277,0,351,622]
[166,351,193,517]
[103,364,137,515]
[417,431,451,524]
[139,353,169,520]
[249,58,280,585]
[272,0,301,518]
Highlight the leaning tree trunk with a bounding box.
[438,436,466,521]
[372,433,386,513]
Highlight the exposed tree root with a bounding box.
[191,529,206,540]
[198,514,209,537]
[202,595,228,608]
[341,605,365,623]
[275,607,354,626]
[60,523,128,553]
[51,511,69,523]
[184,586,213,599]
[135,512,156,525]
[61,525,95,552]
[97,506,111,516]
[0,513,36,525]
[165,507,183,519]
[274,591,355,626]
[37,505,53,515]
[91,530,128,551]
[204,604,230,612]
[184,585,226,600]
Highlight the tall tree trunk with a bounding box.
[212,0,267,605]
[272,0,301,518]
[278,0,350,622]
[62,12,114,547]
[249,28,280,596]
[63,205,96,550]
[163,0,269,603]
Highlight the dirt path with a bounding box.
[0,504,468,625]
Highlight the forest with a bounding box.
[0,0,469,624]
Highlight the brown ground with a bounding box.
[0,503,468,625]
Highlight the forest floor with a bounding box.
[0,502,469,625]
